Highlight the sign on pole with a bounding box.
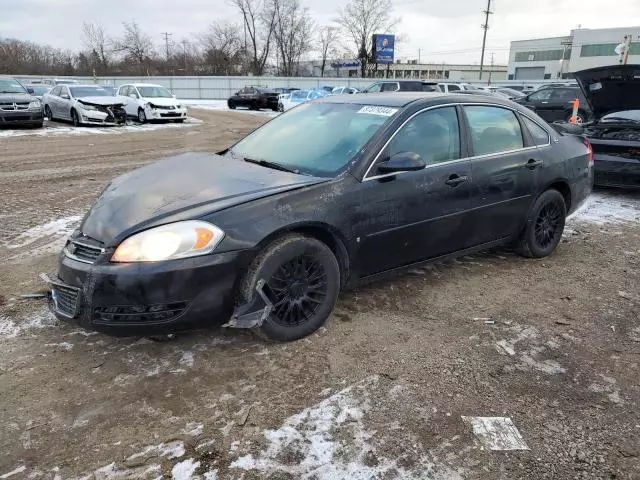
[372,34,395,64]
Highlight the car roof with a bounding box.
[124,83,164,87]
[315,91,522,109]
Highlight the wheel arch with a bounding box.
[543,179,572,212]
[255,222,351,286]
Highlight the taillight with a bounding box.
[583,137,594,167]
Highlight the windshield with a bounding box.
[230,102,397,176]
[138,86,172,98]
[70,86,111,97]
[601,110,640,123]
[56,80,78,84]
[0,79,27,94]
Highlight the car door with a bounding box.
[460,104,540,247]
[364,82,382,93]
[57,86,71,119]
[381,82,399,92]
[547,88,583,122]
[353,106,474,276]
[46,86,59,116]
[121,86,135,116]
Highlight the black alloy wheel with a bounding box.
[238,234,340,341]
[515,189,566,258]
[266,255,328,327]
[534,202,562,250]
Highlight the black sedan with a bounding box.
[44,93,592,341]
[573,65,640,188]
[227,87,279,111]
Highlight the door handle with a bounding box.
[445,174,468,186]
[526,159,544,170]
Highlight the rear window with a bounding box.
[522,116,550,146]
[464,106,524,155]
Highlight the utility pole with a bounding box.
[479,0,492,80]
[181,39,188,74]
[418,48,421,64]
[487,52,494,85]
[619,34,632,64]
[161,32,173,61]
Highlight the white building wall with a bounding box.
[509,27,640,80]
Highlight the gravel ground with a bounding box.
[1,111,639,480]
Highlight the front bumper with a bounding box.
[0,109,44,125]
[43,248,251,335]
[146,106,188,120]
[594,155,640,189]
[79,106,127,125]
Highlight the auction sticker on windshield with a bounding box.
[357,106,398,116]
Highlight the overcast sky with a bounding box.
[2,0,639,65]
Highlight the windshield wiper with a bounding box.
[243,157,301,174]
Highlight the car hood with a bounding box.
[77,96,126,107]
[142,97,179,106]
[574,65,640,119]
[0,92,36,103]
[81,152,328,246]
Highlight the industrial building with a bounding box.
[508,26,640,80]
[311,61,507,82]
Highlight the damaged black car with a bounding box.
[573,65,640,188]
[43,94,592,341]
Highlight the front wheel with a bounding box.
[137,108,147,123]
[238,234,340,341]
[227,100,236,110]
[515,189,566,258]
[278,103,284,112]
[71,109,81,127]
[44,105,53,120]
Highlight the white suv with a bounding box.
[116,83,187,123]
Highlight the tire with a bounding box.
[249,101,258,111]
[44,105,53,121]
[71,109,80,127]
[278,103,284,113]
[515,189,567,258]
[137,108,147,123]
[238,234,341,342]
[228,100,236,110]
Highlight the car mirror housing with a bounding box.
[27,87,34,94]
[378,152,426,173]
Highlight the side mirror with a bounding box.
[27,87,34,94]
[378,152,426,173]
[61,94,70,100]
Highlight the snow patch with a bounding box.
[179,351,195,367]
[5,215,81,249]
[45,342,74,351]
[171,459,200,480]
[125,440,185,463]
[462,416,529,450]
[0,466,26,479]
[182,422,203,436]
[568,192,640,226]
[494,324,566,375]
[0,309,57,340]
[230,375,451,479]
[183,99,279,118]
[87,462,161,480]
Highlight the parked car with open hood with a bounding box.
[43,84,127,126]
[573,64,640,188]
[227,87,280,111]
[278,89,329,112]
[43,92,592,342]
[0,76,44,128]
[116,83,187,123]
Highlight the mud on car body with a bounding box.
[44,93,593,341]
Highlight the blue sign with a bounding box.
[373,34,395,64]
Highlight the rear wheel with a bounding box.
[515,189,566,258]
[228,100,236,110]
[278,103,284,113]
[238,234,340,341]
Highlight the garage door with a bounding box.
[514,67,545,80]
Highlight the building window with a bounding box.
[508,74,514,80]
[544,73,551,79]
[580,43,640,57]
[515,50,564,62]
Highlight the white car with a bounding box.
[438,82,481,93]
[330,86,359,95]
[43,84,127,126]
[116,83,187,123]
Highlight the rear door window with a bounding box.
[464,106,524,155]
[388,107,461,164]
[448,84,461,91]
[521,116,550,146]
[528,89,553,102]
[552,88,579,102]
[381,82,399,92]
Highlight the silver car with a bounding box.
[43,84,127,126]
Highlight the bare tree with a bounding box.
[336,0,398,77]
[199,22,244,75]
[230,0,276,76]
[81,22,110,74]
[112,21,155,74]
[318,25,339,77]
[269,0,314,76]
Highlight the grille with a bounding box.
[1,115,32,121]
[65,237,104,264]
[52,284,80,318]
[160,112,181,117]
[152,104,175,110]
[0,102,29,111]
[94,302,188,324]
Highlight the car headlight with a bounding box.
[79,103,98,111]
[111,221,224,263]
[28,100,41,109]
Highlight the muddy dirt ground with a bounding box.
[1,110,639,479]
